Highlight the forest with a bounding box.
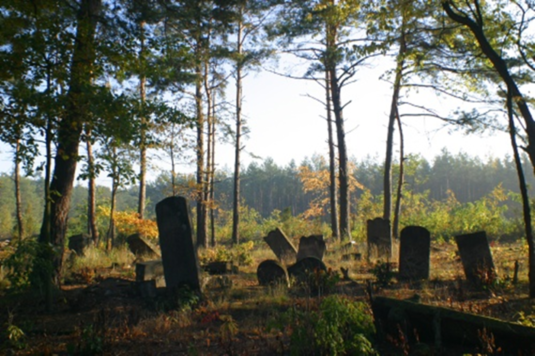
[3,0,535,354]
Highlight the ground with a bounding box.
[1,239,535,355]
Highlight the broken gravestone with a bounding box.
[296,234,327,261]
[263,227,297,264]
[287,256,327,284]
[68,233,92,255]
[455,231,497,285]
[257,259,289,286]
[136,260,165,288]
[126,233,159,259]
[367,217,392,259]
[398,226,431,280]
[156,196,201,291]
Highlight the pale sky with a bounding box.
[0,58,515,187]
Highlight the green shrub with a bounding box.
[275,295,377,355]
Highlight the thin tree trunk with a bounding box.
[196,61,207,248]
[138,21,147,220]
[383,15,406,239]
[107,180,117,251]
[209,94,216,247]
[39,0,101,286]
[232,16,244,246]
[14,138,24,243]
[204,60,214,247]
[169,127,178,196]
[393,108,404,240]
[86,127,98,244]
[325,70,339,241]
[507,90,535,298]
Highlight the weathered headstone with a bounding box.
[68,233,92,255]
[296,234,327,261]
[398,226,431,280]
[263,227,297,264]
[455,231,497,284]
[287,256,327,284]
[367,217,391,259]
[126,233,159,259]
[136,260,165,288]
[257,259,289,286]
[156,196,201,291]
[204,261,232,275]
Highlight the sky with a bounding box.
[0,57,515,187]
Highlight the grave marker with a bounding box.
[263,227,297,264]
[398,226,431,280]
[455,231,497,284]
[296,234,326,261]
[156,196,201,291]
[367,217,391,259]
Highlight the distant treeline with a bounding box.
[0,149,530,241]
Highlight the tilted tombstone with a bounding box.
[263,227,297,264]
[367,217,392,259]
[126,233,160,259]
[296,235,327,261]
[455,231,497,284]
[156,196,201,291]
[68,233,92,255]
[398,226,431,280]
[257,259,289,286]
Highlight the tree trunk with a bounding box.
[138,22,147,220]
[204,60,215,247]
[86,127,98,244]
[107,177,117,251]
[232,16,244,246]
[14,138,24,242]
[507,90,535,298]
[393,108,404,240]
[209,94,216,247]
[443,0,535,297]
[39,0,101,285]
[196,61,207,248]
[325,70,340,241]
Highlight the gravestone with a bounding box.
[136,260,165,288]
[287,256,327,284]
[68,233,92,255]
[126,233,159,259]
[398,226,431,280]
[367,217,391,259]
[263,227,297,264]
[257,259,289,286]
[455,231,497,284]
[156,196,201,291]
[296,234,327,261]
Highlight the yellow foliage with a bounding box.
[97,207,158,239]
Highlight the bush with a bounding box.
[276,295,377,355]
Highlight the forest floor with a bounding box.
[1,239,535,355]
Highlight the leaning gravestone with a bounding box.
[68,233,92,255]
[455,231,497,284]
[156,196,201,291]
[126,233,160,259]
[398,226,431,280]
[263,227,297,264]
[367,217,392,259]
[287,256,327,284]
[296,235,327,261]
[257,259,289,286]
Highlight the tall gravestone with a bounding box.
[296,235,326,261]
[263,227,297,264]
[155,196,201,291]
[455,231,497,284]
[126,233,160,259]
[398,226,431,280]
[367,217,391,259]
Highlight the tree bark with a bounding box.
[14,138,24,242]
[39,0,101,285]
[232,14,244,246]
[86,128,98,244]
[138,22,147,220]
[393,108,404,240]
[195,61,207,248]
[325,70,340,241]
